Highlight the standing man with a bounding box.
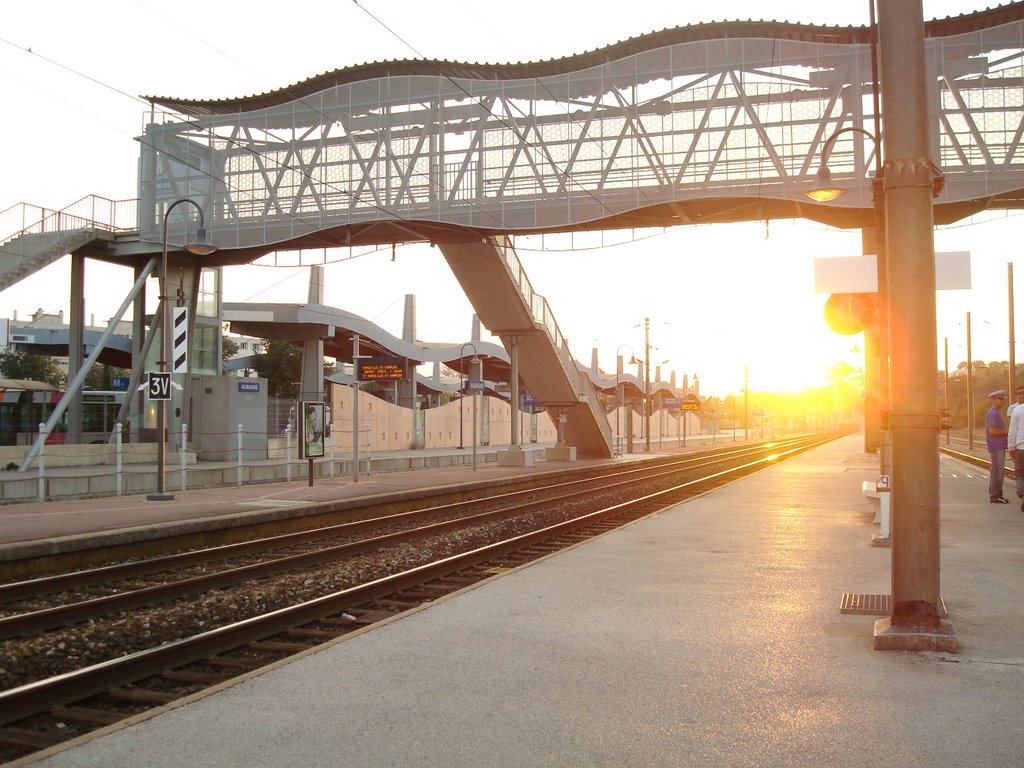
[1007,386,1024,509]
[986,389,1009,503]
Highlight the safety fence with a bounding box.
[3,422,507,505]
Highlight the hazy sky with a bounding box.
[0,1,1017,394]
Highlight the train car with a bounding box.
[0,379,126,445]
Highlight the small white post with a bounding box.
[286,424,293,482]
[237,424,244,486]
[115,423,123,497]
[364,423,371,474]
[872,475,892,547]
[879,489,891,539]
[328,426,335,478]
[37,422,45,503]
[180,423,188,492]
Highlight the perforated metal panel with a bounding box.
[138,18,1024,250]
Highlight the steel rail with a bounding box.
[939,444,1015,477]
[0,433,832,725]
[0,436,811,599]
[0,438,812,639]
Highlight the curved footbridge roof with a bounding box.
[224,301,682,403]
[225,301,507,397]
[134,4,1024,259]
[7,325,133,370]
[4,6,1024,287]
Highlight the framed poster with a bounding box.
[301,401,325,459]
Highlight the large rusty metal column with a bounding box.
[874,0,957,651]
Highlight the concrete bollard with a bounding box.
[286,424,293,482]
[37,422,45,503]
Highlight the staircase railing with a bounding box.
[491,236,613,446]
[0,195,138,247]
[491,236,576,381]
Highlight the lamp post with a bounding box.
[1009,263,1016,397]
[655,358,669,449]
[147,199,216,502]
[642,318,651,451]
[469,347,480,470]
[349,335,376,483]
[633,318,669,453]
[804,126,881,204]
[805,125,888,472]
[943,337,950,445]
[615,344,636,456]
[745,368,753,444]
[967,312,974,450]
[458,342,476,449]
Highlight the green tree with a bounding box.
[84,363,130,391]
[222,333,240,373]
[0,349,65,387]
[252,339,301,398]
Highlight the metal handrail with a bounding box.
[491,236,613,447]
[0,195,138,247]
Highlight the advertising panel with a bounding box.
[301,401,325,459]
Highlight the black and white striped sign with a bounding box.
[172,307,188,373]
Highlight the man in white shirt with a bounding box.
[1007,386,1024,510]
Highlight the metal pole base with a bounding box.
[873,617,959,653]
[147,492,175,502]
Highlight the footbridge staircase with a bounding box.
[0,197,138,292]
[439,237,612,458]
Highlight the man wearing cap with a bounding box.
[1007,386,1024,509]
[986,389,1009,503]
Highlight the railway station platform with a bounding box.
[20,434,1024,767]
[0,442,577,564]
[0,434,730,565]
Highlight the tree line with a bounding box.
[943,360,1019,429]
[2,336,1008,424]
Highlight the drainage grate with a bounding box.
[840,593,948,617]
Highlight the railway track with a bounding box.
[939,437,1015,476]
[0,441,798,640]
[0,433,836,763]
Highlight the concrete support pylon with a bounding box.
[67,253,85,444]
[299,266,325,404]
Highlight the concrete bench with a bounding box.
[862,476,891,545]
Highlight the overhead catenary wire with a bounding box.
[2,3,641,265]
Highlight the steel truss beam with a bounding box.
[139,19,1024,249]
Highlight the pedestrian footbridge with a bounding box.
[2,7,1024,457]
